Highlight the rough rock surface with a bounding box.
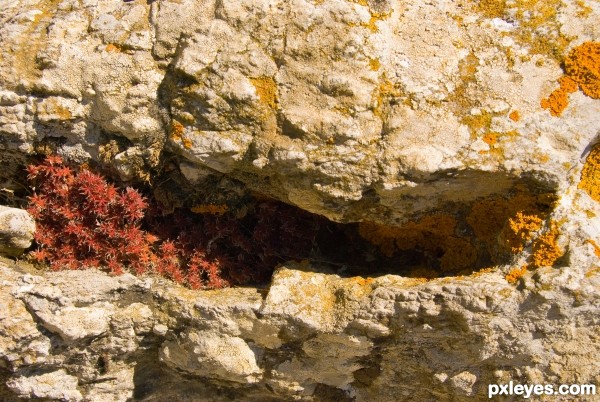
[1,0,599,224]
[1,0,600,401]
[0,206,35,256]
[0,213,599,402]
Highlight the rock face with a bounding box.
[1,0,600,401]
[0,243,599,401]
[1,0,599,224]
[0,206,35,256]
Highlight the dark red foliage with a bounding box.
[145,200,321,287]
[26,156,228,289]
[26,156,324,289]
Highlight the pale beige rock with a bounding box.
[35,304,114,342]
[160,329,263,384]
[6,369,82,402]
[0,206,35,256]
[1,0,599,224]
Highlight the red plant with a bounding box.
[26,155,325,289]
[26,156,226,289]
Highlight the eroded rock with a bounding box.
[0,0,599,225]
[0,206,35,257]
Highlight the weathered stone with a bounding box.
[0,206,35,257]
[6,369,82,402]
[0,238,598,401]
[0,0,598,225]
[34,304,114,343]
[160,329,263,384]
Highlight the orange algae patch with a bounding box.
[501,211,544,253]
[541,42,600,116]
[579,145,600,202]
[530,222,563,268]
[359,214,477,272]
[506,265,528,284]
[170,121,192,149]
[250,77,278,109]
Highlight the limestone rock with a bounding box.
[6,369,82,402]
[34,304,115,343]
[0,232,598,401]
[0,206,35,257]
[160,329,263,384]
[0,0,599,224]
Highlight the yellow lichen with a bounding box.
[586,266,600,278]
[462,110,494,139]
[505,265,528,284]
[542,42,600,116]
[474,0,569,61]
[170,121,192,149]
[508,110,521,122]
[500,211,543,253]
[579,145,600,202]
[368,58,381,71]
[530,222,563,268]
[250,77,278,109]
[371,75,403,117]
[585,239,600,258]
[575,0,593,17]
[467,191,555,260]
[345,0,391,32]
[191,204,229,215]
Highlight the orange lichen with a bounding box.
[579,145,600,202]
[191,204,229,215]
[369,58,381,71]
[500,211,544,253]
[105,43,122,53]
[250,77,278,109]
[508,110,521,122]
[540,78,576,116]
[468,193,542,243]
[565,41,600,99]
[359,214,477,272]
[585,239,600,258]
[506,265,528,284]
[482,132,498,146]
[542,42,600,116]
[530,222,563,268]
[467,192,555,260]
[170,121,192,149]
